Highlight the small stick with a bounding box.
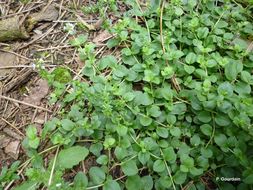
[48,146,60,186]
[0,95,52,113]
[0,65,56,69]
[159,0,181,92]
[1,118,24,137]
[0,49,32,60]
[36,45,71,51]
[18,11,67,49]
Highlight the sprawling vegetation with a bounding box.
[1,0,253,189]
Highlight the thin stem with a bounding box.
[19,145,59,169]
[206,113,216,148]
[135,0,151,42]
[48,146,60,186]
[160,149,176,190]
[160,0,166,54]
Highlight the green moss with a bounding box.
[52,67,72,83]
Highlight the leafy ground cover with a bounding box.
[1,0,253,189]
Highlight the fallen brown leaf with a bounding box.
[4,140,20,159]
[23,79,49,105]
[0,52,18,80]
[93,30,113,44]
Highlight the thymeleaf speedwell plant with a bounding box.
[4,1,253,190]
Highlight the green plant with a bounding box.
[7,0,253,189]
[0,161,20,189]
[81,0,118,16]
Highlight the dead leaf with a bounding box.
[93,30,113,44]
[0,52,18,80]
[34,112,45,124]
[3,128,23,140]
[76,14,95,31]
[0,132,11,148]
[4,140,20,159]
[93,19,104,30]
[27,6,59,32]
[23,79,49,105]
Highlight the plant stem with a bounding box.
[48,146,60,186]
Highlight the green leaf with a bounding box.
[173,171,187,185]
[139,115,152,126]
[225,60,243,81]
[138,152,150,165]
[170,127,181,137]
[161,66,174,78]
[175,7,184,16]
[157,176,172,188]
[116,125,128,136]
[103,137,116,149]
[69,34,88,47]
[233,38,248,50]
[224,33,234,40]
[166,114,176,125]
[217,82,233,97]
[215,113,231,126]
[156,127,169,138]
[216,20,228,29]
[180,164,189,172]
[61,119,75,131]
[103,180,121,190]
[190,167,203,176]
[234,81,251,95]
[180,155,194,169]
[89,167,106,185]
[185,52,197,64]
[96,155,109,165]
[214,134,227,147]
[170,103,187,115]
[58,146,89,169]
[113,65,128,78]
[141,175,153,190]
[26,125,37,139]
[197,27,209,39]
[98,55,117,70]
[163,147,176,163]
[126,175,142,190]
[107,38,120,48]
[206,59,217,68]
[122,55,138,66]
[190,135,201,146]
[201,148,213,158]
[153,160,165,173]
[241,71,252,84]
[197,111,212,123]
[26,126,40,149]
[184,65,195,74]
[42,118,59,138]
[147,105,161,118]
[89,143,103,157]
[13,181,37,190]
[28,138,40,149]
[200,124,212,136]
[74,172,88,189]
[163,50,184,60]
[134,91,154,106]
[121,160,138,176]
[143,137,158,150]
[244,174,253,184]
[160,86,173,100]
[122,92,135,102]
[115,146,128,161]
